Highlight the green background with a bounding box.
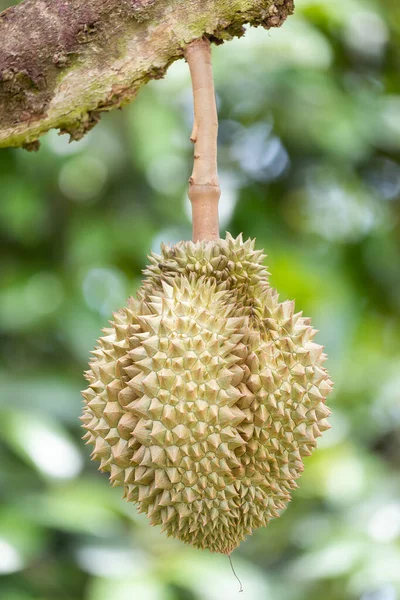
[1,0,400,598]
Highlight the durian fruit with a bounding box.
[81,233,332,555]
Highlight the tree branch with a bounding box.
[185,38,220,242]
[0,0,294,150]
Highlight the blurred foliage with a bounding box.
[1,0,400,599]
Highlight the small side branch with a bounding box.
[185,38,220,242]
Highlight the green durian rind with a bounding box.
[82,233,332,554]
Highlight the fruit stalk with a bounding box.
[185,38,221,242]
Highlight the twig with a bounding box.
[185,38,220,242]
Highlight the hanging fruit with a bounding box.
[81,38,332,556]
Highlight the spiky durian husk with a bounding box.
[82,234,332,554]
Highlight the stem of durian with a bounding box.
[185,38,221,242]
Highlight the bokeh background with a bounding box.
[1,0,400,598]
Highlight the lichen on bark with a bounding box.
[0,0,294,150]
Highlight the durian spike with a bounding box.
[185,38,220,242]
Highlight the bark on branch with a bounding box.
[0,0,294,150]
